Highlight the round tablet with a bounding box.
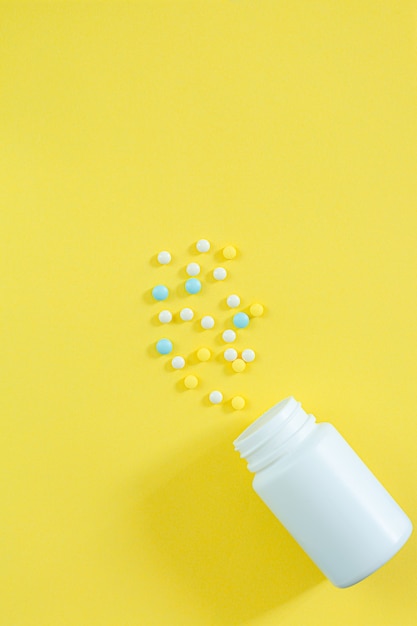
[242,349,256,363]
[201,315,215,330]
[186,262,200,276]
[158,310,172,324]
[233,312,250,329]
[184,375,198,389]
[250,303,264,317]
[196,239,210,253]
[222,329,236,343]
[185,278,202,294]
[222,245,237,260]
[213,267,227,281]
[152,285,169,301]
[180,307,194,321]
[232,358,246,373]
[157,251,171,265]
[227,294,240,308]
[231,396,245,410]
[224,348,238,362]
[197,347,211,362]
[209,390,223,404]
[156,338,173,355]
[171,356,185,369]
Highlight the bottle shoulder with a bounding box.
[253,421,338,484]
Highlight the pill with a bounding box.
[184,374,199,389]
[201,315,215,329]
[227,294,240,308]
[197,347,211,361]
[222,329,236,343]
[232,358,246,373]
[152,285,169,301]
[232,396,245,410]
[250,303,264,317]
[180,307,194,321]
[233,312,250,329]
[242,349,256,363]
[185,278,202,294]
[222,245,237,260]
[157,251,171,265]
[209,390,223,404]
[224,348,238,362]
[156,338,173,355]
[171,356,185,369]
[186,262,200,276]
[213,267,227,281]
[196,239,210,253]
[158,310,172,323]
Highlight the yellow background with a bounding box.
[1,1,416,624]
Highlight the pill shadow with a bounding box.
[134,437,324,625]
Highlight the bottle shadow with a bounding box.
[134,435,324,625]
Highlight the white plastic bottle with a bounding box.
[233,397,412,588]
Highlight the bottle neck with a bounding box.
[233,397,317,473]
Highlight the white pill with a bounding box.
[158,310,172,323]
[180,307,194,321]
[242,349,256,363]
[201,315,215,329]
[171,356,185,369]
[186,262,200,276]
[196,239,210,253]
[213,267,227,280]
[224,348,238,362]
[222,329,236,343]
[157,251,171,264]
[227,294,240,308]
[209,390,223,404]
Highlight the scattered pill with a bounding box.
[158,310,172,323]
[227,294,240,308]
[152,285,169,301]
[250,303,264,317]
[156,338,173,355]
[185,278,202,294]
[222,329,237,343]
[232,358,246,373]
[184,374,199,389]
[224,348,238,362]
[242,349,256,363]
[171,356,185,369]
[209,390,223,404]
[196,239,210,253]
[233,312,250,329]
[201,315,215,329]
[223,245,237,260]
[186,262,200,276]
[213,267,227,281]
[157,251,171,265]
[232,396,246,410]
[197,347,211,362]
[180,307,194,321]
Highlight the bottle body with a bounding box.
[234,397,412,588]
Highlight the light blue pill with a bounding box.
[233,312,250,329]
[185,278,202,294]
[152,285,169,301]
[156,338,173,355]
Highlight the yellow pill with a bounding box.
[197,347,211,362]
[184,375,199,389]
[223,245,237,260]
[250,303,264,317]
[232,358,246,373]
[232,396,245,410]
